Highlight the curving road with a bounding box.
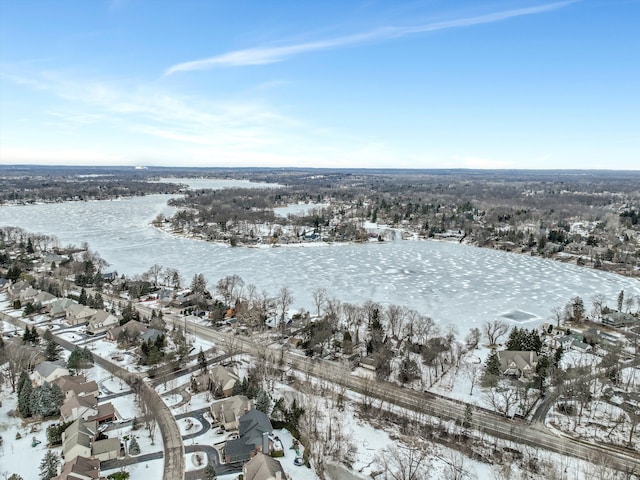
[0,311,186,480]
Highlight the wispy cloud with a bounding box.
[166,1,578,75]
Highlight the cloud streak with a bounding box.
[166,1,578,75]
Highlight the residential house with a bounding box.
[33,360,70,386]
[19,286,39,304]
[243,452,286,480]
[33,290,58,309]
[51,455,102,480]
[60,395,99,423]
[62,419,121,463]
[54,375,100,400]
[60,392,118,425]
[558,334,584,350]
[105,320,148,343]
[209,365,239,397]
[7,280,31,300]
[224,409,273,463]
[66,304,97,326]
[497,351,538,379]
[140,328,164,344]
[101,272,118,282]
[210,395,252,431]
[50,298,77,319]
[602,312,637,328]
[86,310,119,335]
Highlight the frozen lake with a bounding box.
[1,182,638,331]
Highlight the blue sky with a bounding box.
[1,0,638,169]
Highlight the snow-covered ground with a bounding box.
[1,193,638,335]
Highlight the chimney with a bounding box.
[262,431,269,453]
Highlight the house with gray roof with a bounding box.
[224,409,273,463]
[497,351,538,379]
[140,328,164,343]
[602,312,637,328]
[50,298,77,319]
[62,419,121,463]
[106,319,148,343]
[34,360,70,386]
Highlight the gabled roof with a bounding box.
[63,419,97,457]
[66,303,96,318]
[51,455,101,480]
[210,365,239,392]
[50,298,77,316]
[108,319,148,340]
[54,375,99,398]
[35,360,70,379]
[90,310,119,325]
[34,291,57,304]
[498,351,538,372]
[243,452,286,480]
[238,409,273,446]
[140,328,163,343]
[91,437,120,455]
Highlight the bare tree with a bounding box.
[482,319,509,346]
[464,327,481,350]
[311,288,328,318]
[146,264,163,287]
[463,362,482,395]
[386,304,406,338]
[442,450,472,480]
[485,380,519,417]
[216,274,245,306]
[378,441,431,480]
[590,293,606,321]
[276,287,294,333]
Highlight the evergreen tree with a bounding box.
[398,355,420,384]
[17,371,30,397]
[198,348,207,371]
[79,288,89,305]
[92,292,104,309]
[463,403,473,429]
[30,382,65,417]
[7,265,22,281]
[554,345,564,367]
[46,420,73,446]
[67,346,94,371]
[231,378,244,396]
[8,474,24,480]
[42,329,54,343]
[255,389,271,414]
[617,290,624,312]
[45,340,62,361]
[505,327,522,350]
[18,378,33,417]
[203,463,217,480]
[129,436,140,455]
[482,349,501,387]
[26,238,35,254]
[39,450,60,480]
